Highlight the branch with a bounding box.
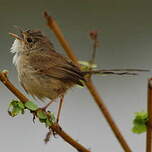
[43,11,79,66]
[0,71,90,152]
[44,11,132,152]
[89,31,99,67]
[146,79,152,152]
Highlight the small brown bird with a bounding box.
[9,29,148,122]
[10,29,86,122]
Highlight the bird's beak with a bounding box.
[9,32,23,41]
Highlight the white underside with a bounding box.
[10,39,22,66]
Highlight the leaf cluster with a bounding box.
[132,111,148,134]
[79,61,97,71]
[8,100,55,127]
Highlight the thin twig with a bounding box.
[89,31,99,67]
[146,79,152,152]
[43,11,132,152]
[0,71,90,152]
[0,71,28,102]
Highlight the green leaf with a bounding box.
[25,101,38,111]
[8,107,19,117]
[39,118,46,123]
[18,102,25,109]
[50,112,56,122]
[8,100,25,117]
[132,124,147,134]
[8,100,56,128]
[12,107,21,117]
[132,111,148,134]
[9,100,18,107]
[37,110,47,119]
[46,119,52,127]
[79,60,97,71]
[133,112,148,125]
[79,61,97,68]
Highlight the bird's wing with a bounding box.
[29,50,85,86]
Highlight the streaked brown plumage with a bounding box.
[9,29,149,123]
[10,29,85,101]
[10,29,149,102]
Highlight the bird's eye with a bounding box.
[27,38,33,43]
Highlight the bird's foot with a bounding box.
[32,111,37,123]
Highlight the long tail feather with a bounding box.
[83,69,149,76]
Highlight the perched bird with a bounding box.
[10,29,86,122]
[9,29,148,121]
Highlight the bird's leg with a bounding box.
[32,100,55,123]
[41,100,54,111]
[56,95,64,123]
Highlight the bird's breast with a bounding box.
[14,54,72,100]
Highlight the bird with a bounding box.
[9,29,86,122]
[9,29,149,122]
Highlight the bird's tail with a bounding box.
[82,69,149,76]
